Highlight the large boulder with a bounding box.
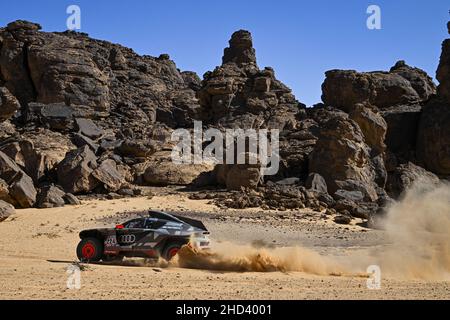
[8,172,37,208]
[0,200,15,222]
[36,185,66,208]
[0,149,23,182]
[349,104,387,154]
[0,178,12,204]
[25,102,94,132]
[308,115,378,201]
[416,100,450,175]
[305,172,328,193]
[436,38,450,102]
[57,145,99,194]
[386,162,440,198]
[389,60,436,103]
[142,151,214,186]
[74,118,104,139]
[0,21,40,106]
[416,30,450,175]
[222,30,257,66]
[92,159,126,192]
[26,33,110,111]
[225,164,262,191]
[0,129,75,182]
[322,62,436,111]
[0,87,20,121]
[0,151,37,208]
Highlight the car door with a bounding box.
[116,219,143,247]
[133,218,158,247]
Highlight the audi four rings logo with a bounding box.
[119,235,136,244]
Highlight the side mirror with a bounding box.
[115,224,124,229]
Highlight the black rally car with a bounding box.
[76,211,210,262]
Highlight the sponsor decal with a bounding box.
[119,234,136,244]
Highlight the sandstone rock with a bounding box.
[0,151,36,208]
[6,20,41,31]
[27,34,110,111]
[8,171,37,208]
[26,103,76,131]
[92,159,126,192]
[0,87,20,121]
[0,178,12,203]
[116,139,156,158]
[334,189,364,203]
[275,177,300,186]
[142,151,214,186]
[0,149,22,182]
[0,22,38,105]
[389,60,436,102]
[75,118,103,139]
[226,164,261,191]
[334,215,352,225]
[0,200,15,222]
[305,173,328,193]
[386,162,440,198]
[309,115,378,200]
[1,129,75,182]
[72,133,99,153]
[417,100,450,175]
[335,179,378,202]
[36,185,66,208]
[334,199,358,215]
[349,103,387,154]
[322,62,435,111]
[436,39,450,102]
[63,193,81,205]
[57,145,99,194]
[222,30,257,66]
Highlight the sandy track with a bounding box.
[0,194,449,300]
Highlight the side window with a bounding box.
[125,219,144,229]
[144,219,164,229]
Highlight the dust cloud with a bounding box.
[366,180,450,280]
[174,241,343,275]
[174,180,450,280]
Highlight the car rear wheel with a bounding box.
[77,237,103,262]
[162,242,183,261]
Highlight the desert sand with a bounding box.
[0,189,449,300]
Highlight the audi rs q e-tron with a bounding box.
[76,211,210,262]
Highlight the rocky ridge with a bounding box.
[0,20,448,225]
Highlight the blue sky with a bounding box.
[1,0,448,106]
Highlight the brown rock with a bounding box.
[92,159,126,192]
[417,100,450,175]
[0,87,20,121]
[0,200,15,222]
[142,151,214,186]
[57,146,99,194]
[386,162,440,198]
[309,115,378,200]
[349,104,387,154]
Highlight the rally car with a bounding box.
[76,211,210,262]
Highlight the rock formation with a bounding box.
[0,19,448,227]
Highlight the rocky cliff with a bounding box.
[0,20,448,225]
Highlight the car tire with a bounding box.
[162,242,183,261]
[77,237,103,262]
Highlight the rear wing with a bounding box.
[172,214,208,232]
